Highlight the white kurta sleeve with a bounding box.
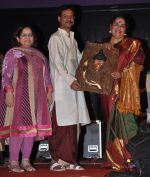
[75,40,82,64]
[48,35,76,86]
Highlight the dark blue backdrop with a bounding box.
[0,0,150,9]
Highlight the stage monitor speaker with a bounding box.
[83,120,102,159]
[36,140,51,161]
[126,133,150,160]
[139,122,150,133]
[126,129,150,160]
[126,124,150,177]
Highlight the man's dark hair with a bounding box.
[57,4,75,17]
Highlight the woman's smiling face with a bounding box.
[17,27,34,47]
[110,17,126,40]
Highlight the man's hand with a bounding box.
[5,91,14,107]
[70,80,81,91]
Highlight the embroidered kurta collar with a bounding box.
[58,28,74,43]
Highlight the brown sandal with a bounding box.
[21,159,36,172]
[8,161,24,173]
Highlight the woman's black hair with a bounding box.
[110,15,129,31]
[11,24,38,47]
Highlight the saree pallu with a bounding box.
[117,62,142,115]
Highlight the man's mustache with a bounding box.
[66,21,73,24]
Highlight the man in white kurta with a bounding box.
[48,5,90,171]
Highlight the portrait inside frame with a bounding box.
[76,42,119,95]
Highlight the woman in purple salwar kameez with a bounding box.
[0,25,53,172]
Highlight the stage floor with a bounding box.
[0,162,111,177]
